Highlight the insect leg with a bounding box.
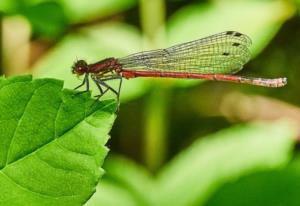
[74,73,91,96]
[94,78,119,96]
[74,73,88,90]
[85,73,90,92]
[93,76,123,104]
[91,76,109,100]
[98,75,123,102]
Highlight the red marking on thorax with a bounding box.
[88,58,121,73]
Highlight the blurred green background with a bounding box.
[1,0,300,205]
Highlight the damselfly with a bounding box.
[72,31,287,102]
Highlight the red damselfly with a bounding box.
[72,31,287,102]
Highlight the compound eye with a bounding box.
[74,66,83,75]
[72,60,89,75]
[79,66,85,72]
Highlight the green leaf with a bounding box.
[56,0,137,23]
[86,155,153,206]
[154,120,296,206]
[0,75,116,206]
[85,181,138,206]
[0,0,137,24]
[0,1,68,37]
[204,154,300,206]
[102,155,154,205]
[0,0,15,12]
[0,0,47,13]
[20,1,68,37]
[167,0,295,55]
[32,22,149,102]
[86,121,297,206]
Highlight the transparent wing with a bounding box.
[118,31,252,74]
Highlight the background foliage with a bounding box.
[1,0,300,205]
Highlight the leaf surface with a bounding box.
[154,120,296,206]
[0,75,116,206]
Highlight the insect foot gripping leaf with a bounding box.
[0,75,117,206]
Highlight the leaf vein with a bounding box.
[5,84,42,165]
[36,153,84,175]
[0,171,79,198]
[54,101,63,139]
[55,141,94,157]
[2,108,105,169]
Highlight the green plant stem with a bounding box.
[144,84,170,171]
[139,0,165,46]
[0,13,3,75]
[139,0,168,171]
